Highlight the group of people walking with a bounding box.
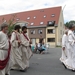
[1,22,75,75]
[60,23,75,71]
[0,23,33,75]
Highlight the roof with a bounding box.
[0,6,62,27]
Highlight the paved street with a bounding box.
[11,48,75,75]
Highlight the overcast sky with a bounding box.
[0,0,75,23]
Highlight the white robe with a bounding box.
[0,31,10,75]
[20,33,29,68]
[64,30,75,70]
[26,34,33,59]
[10,32,26,70]
[60,34,68,63]
[20,33,33,68]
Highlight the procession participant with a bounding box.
[60,30,68,63]
[20,26,33,68]
[10,25,26,72]
[0,23,11,75]
[64,23,75,71]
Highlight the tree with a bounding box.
[69,20,75,24]
[1,14,17,38]
[65,22,69,27]
[7,19,15,35]
[65,20,75,28]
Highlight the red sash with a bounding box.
[22,33,32,48]
[22,33,33,58]
[16,34,18,40]
[0,41,11,70]
[22,33,29,41]
[15,32,20,47]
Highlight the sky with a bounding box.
[0,0,75,23]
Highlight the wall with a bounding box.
[57,9,64,46]
[46,27,56,47]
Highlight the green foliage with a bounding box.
[65,22,69,27]
[1,14,17,36]
[65,20,75,28]
[8,24,15,35]
[69,20,75,24]
[7,18,15,35]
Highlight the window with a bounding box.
[44,15,46,18]
[34,16,36,19]
[30,23,34,25]
[25,23,28,26]
[51,14,55,17]
[47,21,55,26]
[22,23,28,27]
[47,29,55,34]
[38,30,42,34]
[31,30,35,34]
[22,24,25,26]
[49,21,52,24]
[53,29,55,33]
[47,38,55,42]
[40,22,44,25]
[27,17,30,20]
[16,18,20,21]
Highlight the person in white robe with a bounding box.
[25,32,33,59]
[64,23,75,71]
[20,26,33,68]
[10,25,27,72]
[0,23,11,75]
[60,30,68,63]
[27,37,33,59]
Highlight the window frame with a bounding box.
[47,38,55,42]
[47,29,55,34]
[38,29,43,34]
[31,30,35,34]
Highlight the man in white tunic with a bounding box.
[20,26,33,68]
[0,23,10,75]
[60,30,68,63]
[10,25,26,72]
[64,23,75,71]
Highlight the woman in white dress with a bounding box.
[63,23,75,71]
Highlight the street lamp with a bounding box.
[63,5,66,11]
